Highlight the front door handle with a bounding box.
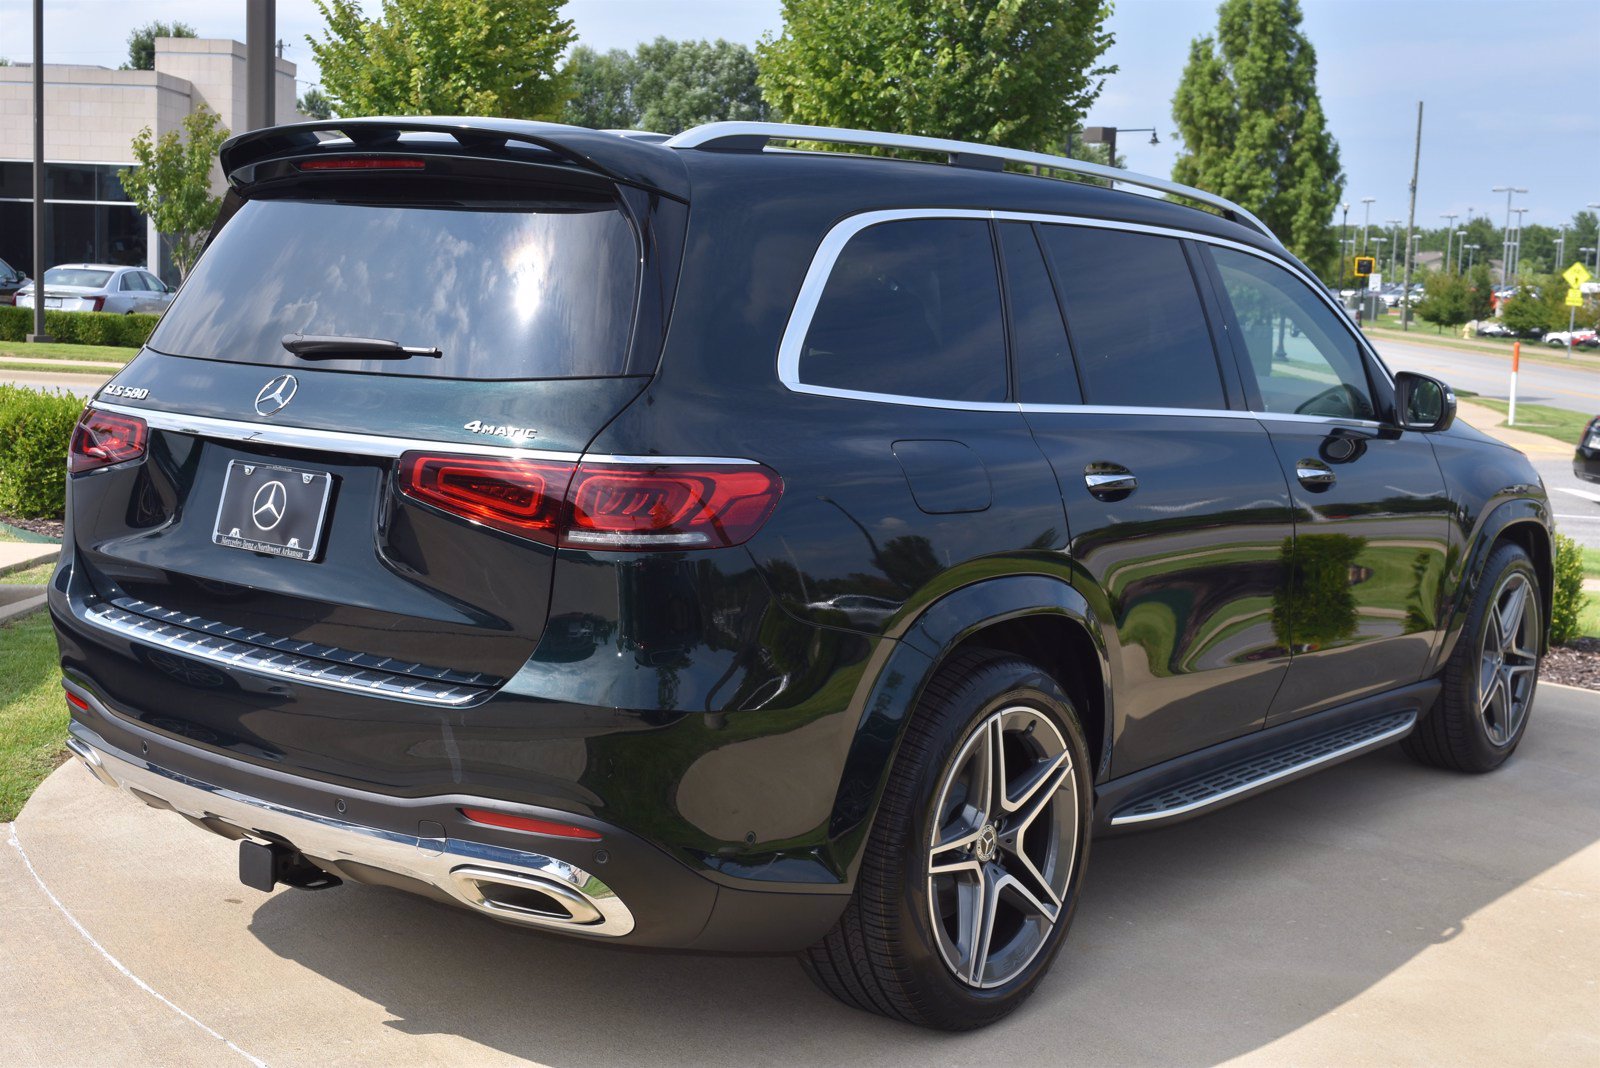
[1296,458,1336,490]
[1085,464,1138,501]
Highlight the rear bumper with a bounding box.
[61,677,848,951]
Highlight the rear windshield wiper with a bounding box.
[281,332,442,360]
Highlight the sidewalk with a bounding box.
[1454,399,1571,458]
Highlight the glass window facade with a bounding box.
[0,161,147,280]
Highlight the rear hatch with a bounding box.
[67,130,687,767]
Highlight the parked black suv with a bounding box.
[52,119,1551,1031]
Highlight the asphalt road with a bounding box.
[4,685,1597,1066]
[0,369,109,397]
[1370,333,1600,417]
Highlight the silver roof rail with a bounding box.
[663,121,1280,245]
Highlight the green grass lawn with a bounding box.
[1466,397,1591,445]
[0,340,137,363]
[1363,317,1600,368]
[1,559,55,585]
[0,361,119,376]
[0,613,67,821]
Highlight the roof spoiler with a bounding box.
[218,117,691,200]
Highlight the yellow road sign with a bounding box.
[1568,288,1585,308]
[1353,256,1375,277]
[1564,261,1592,288]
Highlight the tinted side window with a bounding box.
[1038,226,1226,410]
[119,273,137,292]
[801,219,1006,403]
[998,222,1080,405]
[1208,246,1376,420]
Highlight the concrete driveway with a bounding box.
[4,687,1598,1068]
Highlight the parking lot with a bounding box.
[4,686,1597,1067]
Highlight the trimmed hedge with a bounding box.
[0,304,158,347]
[0,385,82,519]
[1550,532,1585,646]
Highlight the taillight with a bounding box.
[399,453,782,551]
[88,296,104,312]
[297,157,426,171]
[68,409,147,472]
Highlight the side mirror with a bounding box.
[1394,371,1455,432]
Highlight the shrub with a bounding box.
[0,385,82,519]
[1549,532,1585,646]
[0,304,157,348]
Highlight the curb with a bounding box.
[0,548,58,578]
[0,585,47,627]
[0,520,58,545]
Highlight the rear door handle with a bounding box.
[1084,465,1137,500]
[1296,458,1336,490]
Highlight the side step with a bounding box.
[1108,709,1418,829]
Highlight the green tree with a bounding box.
[307,0,574,119]
[1465,262,1495,321]
[1414,271,1471,335]
[1171,0,1343,268]
[117,106,229,279]
[297,87,334,120]
[563,47,639,129]
[123,21,196,71]
[757,0,1116,153]
[562,38,767,134]
[1499,283,1554,336]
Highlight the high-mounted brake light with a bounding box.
[68,409,147,472]
[459,807,602,840]
[399,453,782,551]
[297,157,426,171]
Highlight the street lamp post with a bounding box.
[1510,206,1529,278]
[1465,244,1481,272]
[1077,125,1159,184]
[1360,196,1376,254]
[1455,230,1466,275]
[1385,218,1402,279]
[1373,236,1390,287]
[1440,212,1458,273]
[1557,223,1568,269]
[1492,185,1526,285]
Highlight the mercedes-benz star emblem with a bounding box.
[254,374,298,417]
[251,480,287,531]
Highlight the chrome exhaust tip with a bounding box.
[449,865,614,928]
[65,734,119,789]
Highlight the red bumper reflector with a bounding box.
[459,807,602,840]
[65,692,89,711]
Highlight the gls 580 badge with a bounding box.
[463,419,536,442]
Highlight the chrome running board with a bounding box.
[1109,710,1418,828]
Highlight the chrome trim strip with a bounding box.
[78,601,488,707]
[774,207,1396,413]
[88,402,760,466]
[64,717,636,937]
[663,121,1281,243]
[1107,712,1417,827]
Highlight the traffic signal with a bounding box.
[1353,256,1376,277]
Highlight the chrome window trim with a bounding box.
[88,402,758,466]
[663,122,1280,244]
[776,208,1396,419]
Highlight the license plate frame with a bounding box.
[211,460,334,562]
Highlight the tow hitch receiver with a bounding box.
[239,840,343,892]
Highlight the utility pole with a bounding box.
[1557,223,1568,270]
[1440,212,1458,273]
[246,0,277,131]
[1493,185,1526,286]
[1340,202,1351,277]
[1401,102,1422,331]
[26,0,50,342]
[1360,196,1376,254]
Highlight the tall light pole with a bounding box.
[1440,212,1458,273]
[1466,244,1481,272]
[26,0,51,342]
[1455,230,1466,275]
[1510,206,1529,278]
[1340,202,1351,275]
[1584,246,1598,270]
[1373,236,1390,286]
[1493,185,1526,285]
[1557,223,1568,269]
[1360,196,1376,253]
[1385,218,1402,278]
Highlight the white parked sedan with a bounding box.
[14,264,174,314]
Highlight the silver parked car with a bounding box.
[14,263,174,315]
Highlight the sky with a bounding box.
[2,0,1596,228]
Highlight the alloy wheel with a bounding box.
[927,705,1078,989]
[1479,571,1538,747]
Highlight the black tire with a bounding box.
[1405,542,1541,772]
[799,650,1093,1030]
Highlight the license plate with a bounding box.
[212,461,334,561]
[45,297,61,308]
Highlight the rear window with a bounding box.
[149,196,639,379]
[44,268,113,288]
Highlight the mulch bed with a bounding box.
[0,515,63,541]
[1543,638,1600,690]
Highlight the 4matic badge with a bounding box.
[463,419,537,442]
